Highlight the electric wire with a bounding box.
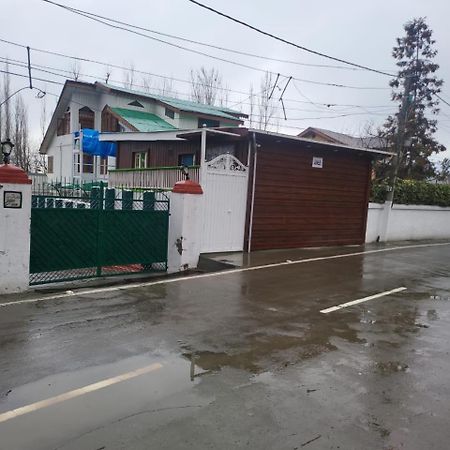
[40,0,390,91]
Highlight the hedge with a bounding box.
[370,179,450,207]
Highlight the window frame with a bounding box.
[133,151,148,169]
[47,156,54,174]
[99,157,108,175]
[197,117,220,128]
[82,153,94,174]
[165,107,175,119]
[178,153,195,167]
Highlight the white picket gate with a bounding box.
[200,153,249,253]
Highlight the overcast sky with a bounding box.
[2,0,450,160]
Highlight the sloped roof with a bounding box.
[298,127,387,149]
[96,82,246,121]
[111,107,176,132]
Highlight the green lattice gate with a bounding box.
[30,182,169,285]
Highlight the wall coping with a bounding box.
[0,164,32,184]
[368,202,450,212]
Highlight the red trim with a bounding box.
[0,164,32,184]
[172,179,203,194]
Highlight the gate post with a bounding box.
[168,180,203,273]
[0,164,32,294]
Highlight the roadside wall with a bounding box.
[366,202,450,243]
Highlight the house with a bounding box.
[102,127,393,252]
[298,127,387,150]
[39,80,247,182]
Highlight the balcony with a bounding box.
[108,165,200,190]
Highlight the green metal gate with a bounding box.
[30,181,169,285]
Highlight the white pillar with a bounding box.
[378,201,392,242]
[167,180,204,273]
[0,164,32,294]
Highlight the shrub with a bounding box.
[370,179,450,207]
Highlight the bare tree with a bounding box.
[159,77,175,97]
[123,62,135,90]
[1,61,12,141]
[257,72,277,131]
[104,66,112,84]
[248,84,256,128]
[11,95,30,171]
[40,96,48,139]
[141,75,153,93]
[219,83,229,107]
[70,61,82,81]
[190,67,223,105]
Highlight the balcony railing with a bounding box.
[108,165,200,190]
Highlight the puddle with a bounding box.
[373,361,410,375]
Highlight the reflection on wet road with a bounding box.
[0,242,449,449]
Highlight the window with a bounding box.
[165,107,175,119]
[79,106,95,129]
[128,100,144,108]
[73,153,81,174]
[100,157,108,175]
[47,156,54,174]
[133,152,147,169]
[57,108,70,136]
[198,117,219,128]
[83,154,94,174]
[178,153,195,167]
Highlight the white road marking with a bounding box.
[0,362,163,424]
[1,241,448,308]
[320,287,407,314]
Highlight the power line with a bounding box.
[1,57,397,119]
[40,0,390,91]
[0,41,394,110]
[437,94,450,108]
[34,3,362,72]
[185,0,395,77]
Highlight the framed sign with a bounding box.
[4,191,22,209]
[312,156,323,169]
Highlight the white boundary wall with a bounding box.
[366,202,450,243]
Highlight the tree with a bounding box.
[256,72,277,131]
[159,77,175,96]
[437,158,450,182]
[11,95,30,171]
[190,67,223,105]
[1,61,12,142]
[70,61,82,81]
[123,62,135,90]
[379,17,445,180]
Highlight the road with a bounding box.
[1,241,450,450]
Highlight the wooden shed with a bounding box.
[243,130,393,250]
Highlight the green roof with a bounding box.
[99,82,245,122]
[111,107,176,132]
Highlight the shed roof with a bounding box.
[111,107,176,132]
[298,127,387,149]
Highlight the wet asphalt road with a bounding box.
[0,242,450,450]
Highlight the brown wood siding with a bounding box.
[250,143,371,250]
[101,108,120,132]
[117,141,200,168]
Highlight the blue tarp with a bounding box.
[77,129,117,157]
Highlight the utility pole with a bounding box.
[385,75,413,204]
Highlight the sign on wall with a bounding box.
[312,156,324,169]
[4,191,22,209]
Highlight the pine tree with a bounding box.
[380,17,445,180]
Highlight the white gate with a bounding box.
[201,153,249,253]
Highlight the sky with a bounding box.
[1,0,450,161]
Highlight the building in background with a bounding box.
[39,80,246,183]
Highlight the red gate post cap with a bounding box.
[172,179,203,194]
[0,164,32,184]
